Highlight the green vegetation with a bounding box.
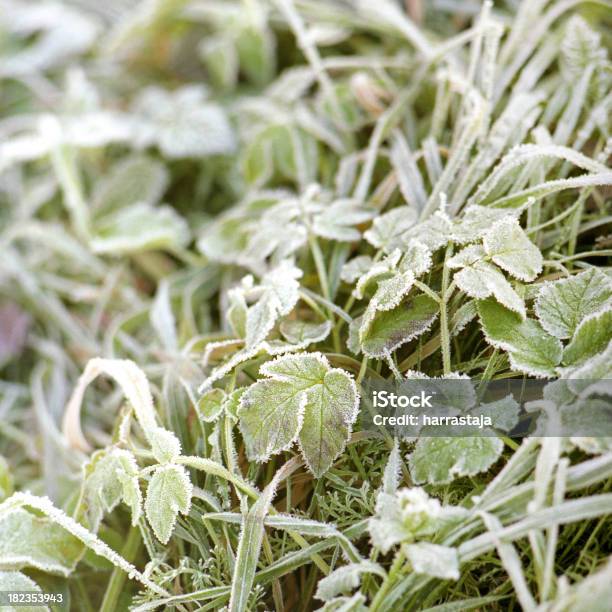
[0,0,611,610]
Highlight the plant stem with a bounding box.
[440,245,453,375]
[100,525,141,612]
[370,550,406,612]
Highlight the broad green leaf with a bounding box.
[315,561,386,602]
[0,571,48,612]
[404,542,460,580]
[313,199,375,242]
[451,206,515,245]
[482,217,542,281]
[400,211,452,251]
[452,252,526,318]
[92,155,168,216]
[535,268,612,339]
[360,294,439,359]
[144,464,192,544]
[353,250,401,299]
[133,85,235,159]
[81,448,142,531]
[238,353,359,476]
[478,299,563,377]
[90,202,189,255]
[341,256,374,283]
[470,395,520,432]
[0,508,83,575]
[408,433,503,485]
[563,308,612,366]
[197,388,226,422]
[279,320,331,345]
[364,207,417,252]
[360,271,415,333]
[399,241,432,277]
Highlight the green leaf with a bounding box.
[536,269,612,339]
[144,464,192,544]
[404,542,460,580]
[92,155,168,216]
[451,251,526,318]
[197,388,226,422]
[563,308,612,366]
[133,85,235,159]
[408,434,504,485]
[360,294,439,359]
[315,561,386,602]
[279,320,331,345]
[341,256,374,283]
[90,202,189,255]
[313,199,375,242]
[482,217,542,281]
[364,207,417,252]
[238,353,359,476]
[81,448,142,531]
[451,206,515,245]
[0,508,83,575]
[477,299,563,377]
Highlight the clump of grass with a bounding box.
[0,1,611,611]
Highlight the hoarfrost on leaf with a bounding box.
[483,217,543,281]
[144,464,192,544]
[238,353,359,476]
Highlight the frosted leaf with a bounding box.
[313,199,376,242]
[197,388,226,422]
[0,571,47,612]
[341,256,374,283]
[471,395,520,432]
[400,211,452,251]
[81,448,142,531]
[455,261,526,318]
[0,508,82,575]
[150,280,178,351]
[63,358,166,452]
[451,300,478,337]
[92,155,168,216]
[0,1,98,76]
[369,487,467,553]
[90,202,189,255]
[360,271,415,334]
[563,308,612,367]
[478,299,563,377]
[238,353,359,476]
[565,342,612,392]
[227,287,248,338]
[132,85,235,159]
[399,241,432,277]
[144,464,192,544]
[364,207,417,252]
[535,268,612,339]
[315,561,386,602]
[409,435,503,485]
[561,16,607,79]
[451,206,516,245]
[447,245,487,269]
[234,261,302,348]
[353,250,402,300]
[404,543,460,580]
[483,217,543,281]
[382,440,402,495]
[279,320,331,345]
[148,427,182,464]
[360,294,439,359]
